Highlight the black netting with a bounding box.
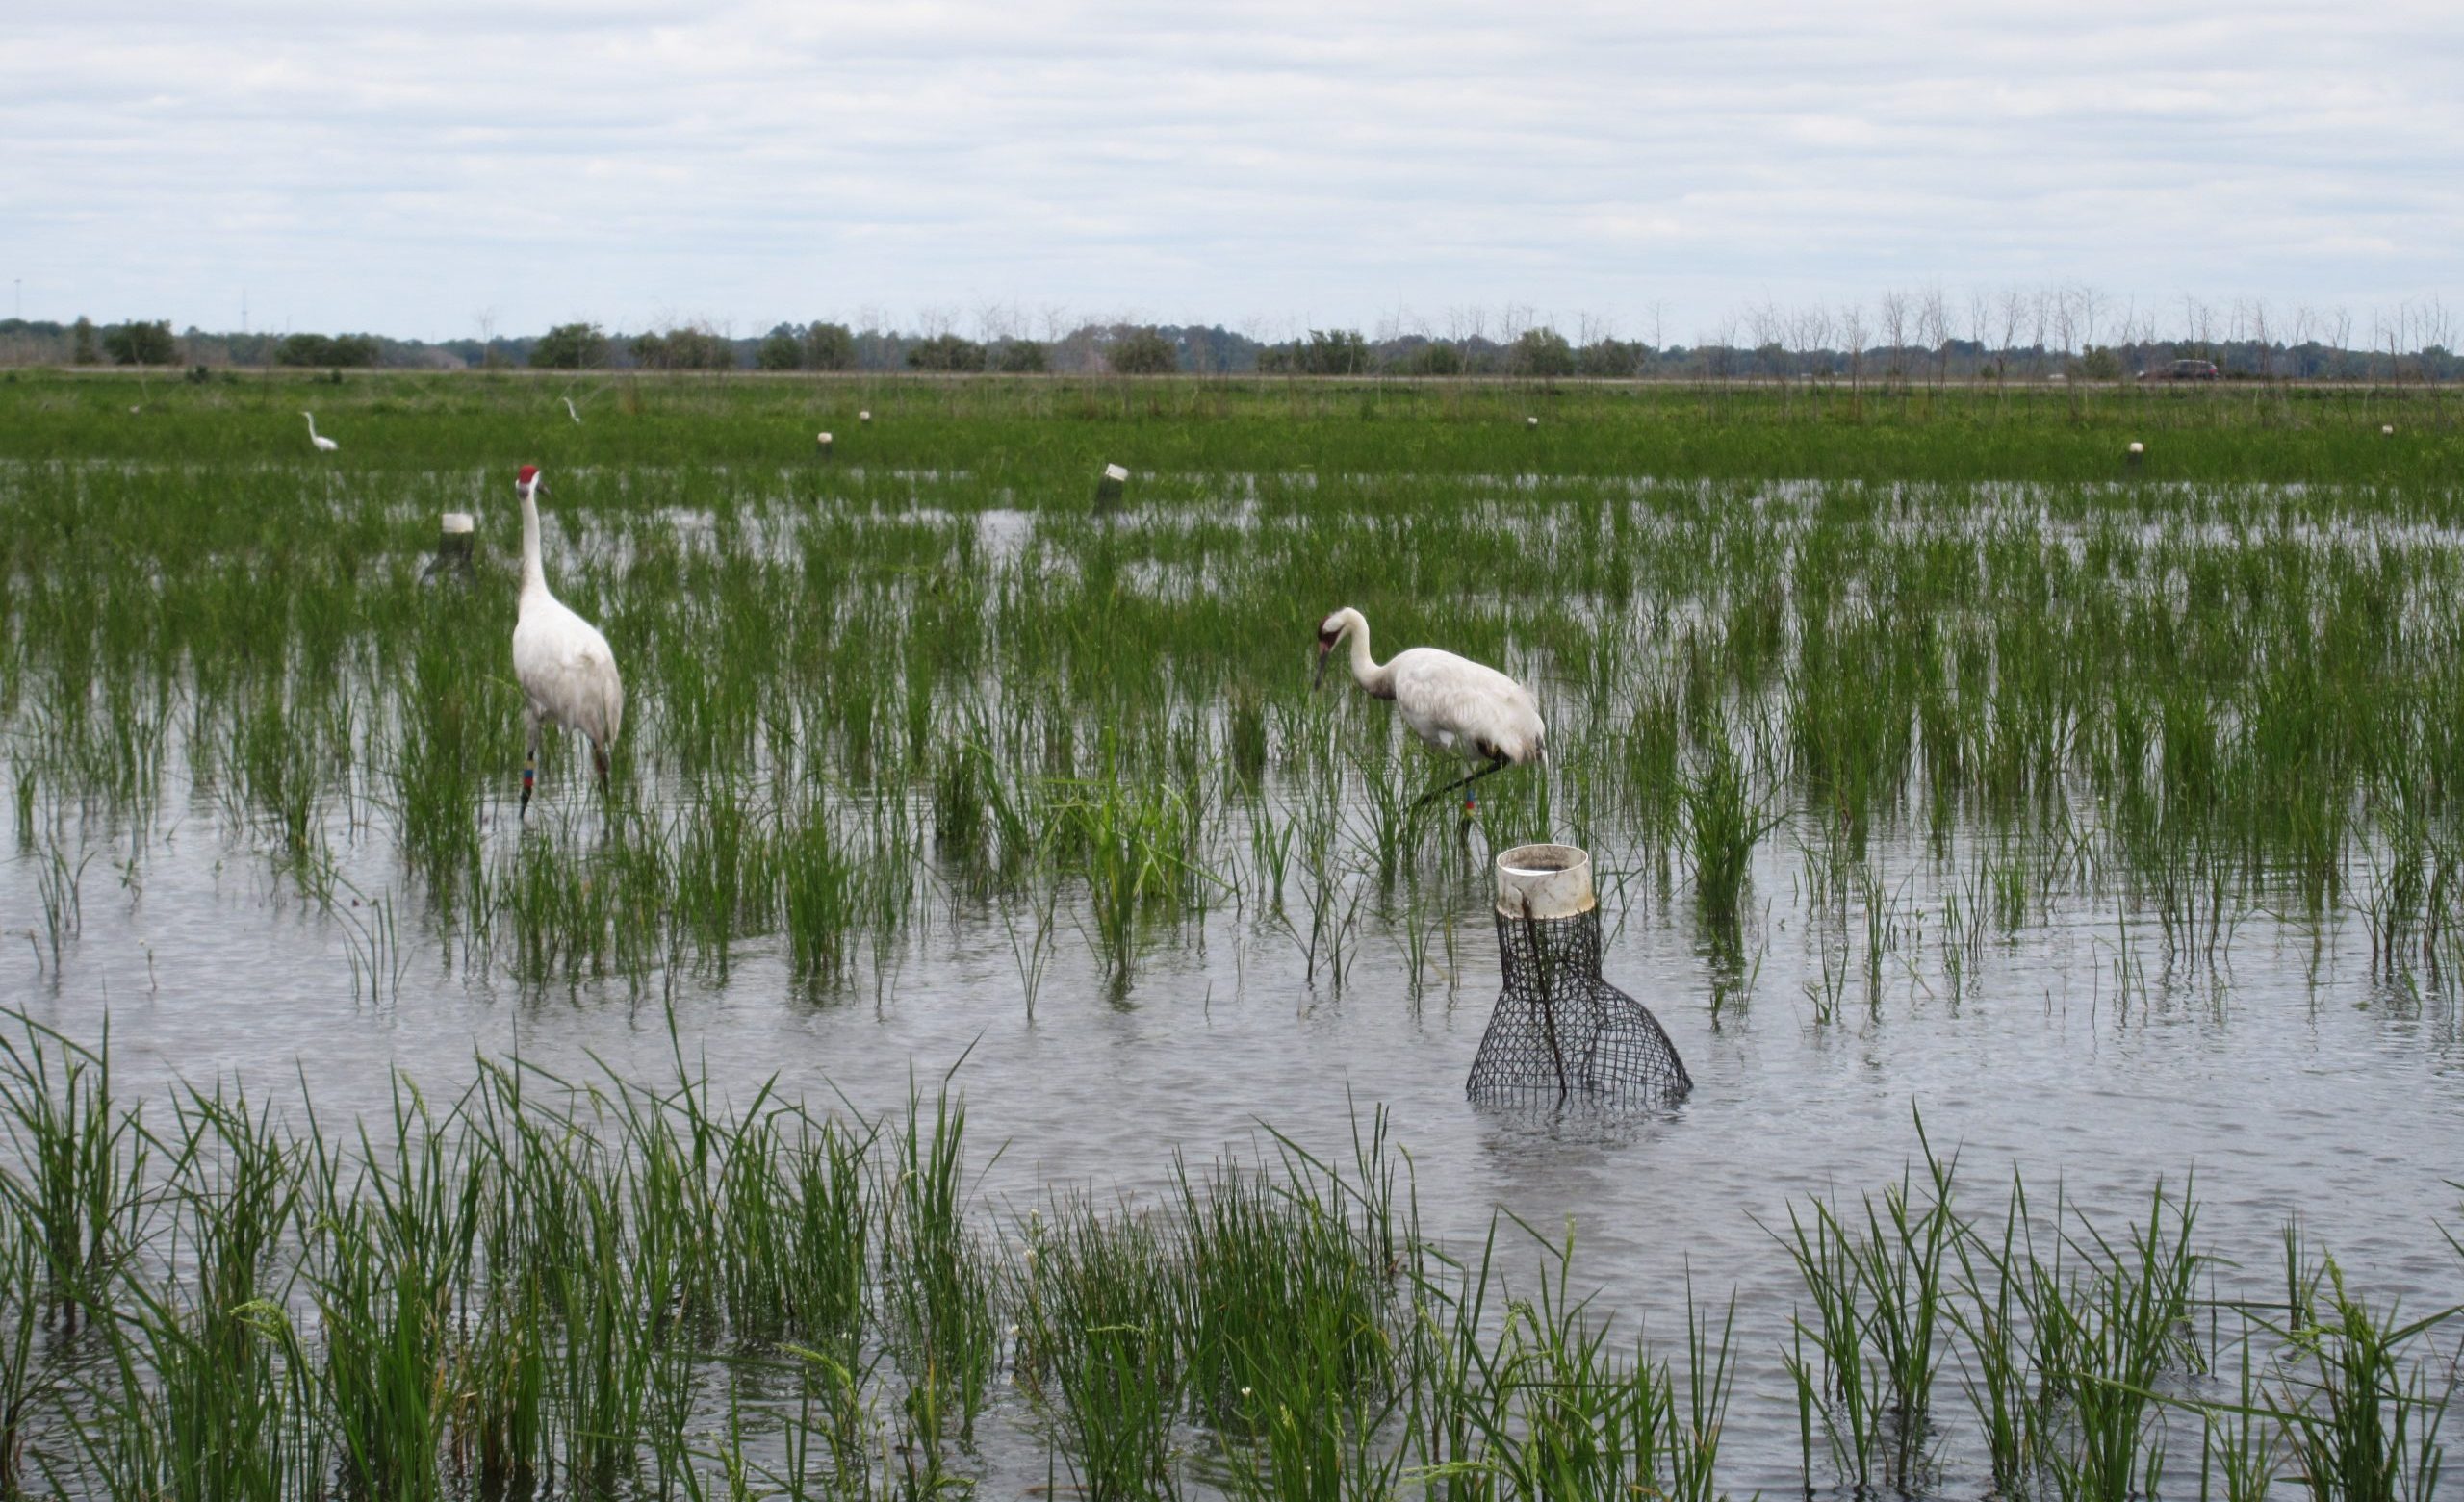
[1467,904,1690,1109]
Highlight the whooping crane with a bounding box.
[1314,606,1545,820]
[563,395,581,424]
[302,412,338,452]
[511,465,624,813]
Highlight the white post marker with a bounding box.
[1495,843,1594,920]
[1095,462,1129,510]
[816,431,834,457]
[436,511,476,575]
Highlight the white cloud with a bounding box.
[1,0,2455,339]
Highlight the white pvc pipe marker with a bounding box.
[1495,843,1594,920]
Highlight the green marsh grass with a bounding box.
[11,374,2464,1491]
[13,375,2464,1015]
[0,1007,2454,1496]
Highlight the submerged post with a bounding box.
[1094,462,1128,513]
[1468,843,1690,1111]
[430,511,475,581]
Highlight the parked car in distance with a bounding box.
[2139,358,2220,381]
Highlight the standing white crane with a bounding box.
[510,465,624,814]
[301,412,338,452]
[1313,606,1545,820]
[562,395,581,424]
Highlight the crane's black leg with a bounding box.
[592,742,610,796]
[520,717,540,818]
[1413,755,1511,816]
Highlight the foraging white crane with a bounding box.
[562,395,581,424]
[301,412,338,452]
[1313,606,1545,819]
[510,465,624,813]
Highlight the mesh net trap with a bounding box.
[1466,845,1691,1110]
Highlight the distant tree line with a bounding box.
[4,289,2457,382]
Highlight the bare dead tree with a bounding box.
[1997,287,2027,395]
[1794,304,1835,414]
[1879,290,1911,387]
[1749,301,1785,391]
[1918,286,1951,387]
[1838,301,1870,398]
[2074,284,2106,363]
[2423,297,2455,387]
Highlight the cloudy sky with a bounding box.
[5,1,2458,342]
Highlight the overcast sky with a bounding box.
[5,1,2458,343]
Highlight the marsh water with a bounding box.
[7,466,2464,1495]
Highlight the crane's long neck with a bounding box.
[304,415,319,440]
[1345,615,1393,699]
[519,487,550,601]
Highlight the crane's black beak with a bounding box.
[1312,642,1331,690]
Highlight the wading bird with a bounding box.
[562,395,581,423]
[511,465,623,814]
[302,412,338,452]
[1313,606,1544,820]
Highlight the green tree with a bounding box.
[2078,345,2122,381]
[1297,328,1370,375]
[906,333,985,372]
[631,327,735,370]
[103,319,178,366]
[1404,342,1463,376]
[1510,327,1576,378]
[1578,339,1643,378]
[802,321,855,370]
[993,340,1047,373]
[70,316,99,365]
[274,333,336,367]
[757,326,803,370]
[1107,327,1177,375]
[530,321,609,369]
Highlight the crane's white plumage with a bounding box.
[1315,606,1543,812]
[511,465,623,810]
[302,411,338,452]
[562,395,581,424]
